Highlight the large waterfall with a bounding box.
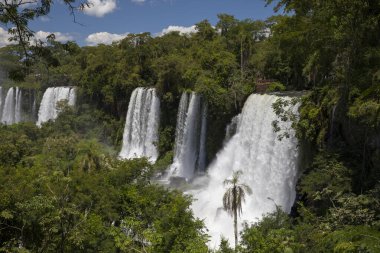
[1,87,22,125]
[119,87,160,163]
[190,94,299,247]
[37,87,76,126]
[169,92,207,180]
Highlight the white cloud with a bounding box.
[39,16,50,22]
[0,28,73,48]
[157,25,197,37]
[83,0,117,17]
[34,31,74,42]
[0,27,14,47]
[85,32,129,46]
[131,0,146,3]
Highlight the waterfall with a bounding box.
[169,92,208,180]
[197,103,208,174]
[1,88,16,125]
[190,94,299,247]
[37,87,76,126]
[119,87,160,163]
[224,114,241,144]
[15,87,22,123]
[32,90,37,121]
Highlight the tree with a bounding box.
[0,0,90,58]
[195,19,216,41]
[223,170,252,250]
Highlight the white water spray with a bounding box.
[37,87,76,126]
[190,94,299,247]
[119,87,160,163]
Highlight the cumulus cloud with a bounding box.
[83,0,117,17]
[0,27,14,47]
[85,32,129,46]
[157,25,197,37]
[34,31,74,42]
[0,28,73,48]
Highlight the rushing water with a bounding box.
[15,87,22,123]
[119,87,160,163]
[1,87,22,125]
[37,87,76,126]
[189,94,300,247]
[1,87,15,124]
[169,92,208,180]
[224,114,241,144]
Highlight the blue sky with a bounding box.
[0,0,279,47]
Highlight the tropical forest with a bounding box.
[0,0,379,252]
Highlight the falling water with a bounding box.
[197,103,208,174]
[0,87,25,125]
[169,92,208,180]
[15,87,22,123]
[224,114,241,144]
[119,87,160,163]
[1,88,15,125]
[37,87,76,126]
[190,94,299,247]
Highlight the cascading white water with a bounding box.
[169,92,207,180]
[15,87,22,123]
[224,114,241,144]
[197,103,208,174]
[1,88,15,125]
[37,87,76,126]
[0,87,23,125]
[190,94,299,247]
[119,87,160,163]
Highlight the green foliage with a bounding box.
[0,123,41,166]
[349,98,380,129]
[320,226,380,253]
[267,82,286,92]
[299,152,352,214]
[216,238,234,253]
[2,3,380,251]
[239,208,303,253]
[0,108,208,253]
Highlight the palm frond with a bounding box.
[223,170,252,217]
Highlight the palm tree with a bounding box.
[223,170,252,250]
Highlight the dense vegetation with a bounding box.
[1,0,380,252]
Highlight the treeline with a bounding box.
[0,13,279,162]
[0,0,380,252]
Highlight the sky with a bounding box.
[0,0,279,47]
